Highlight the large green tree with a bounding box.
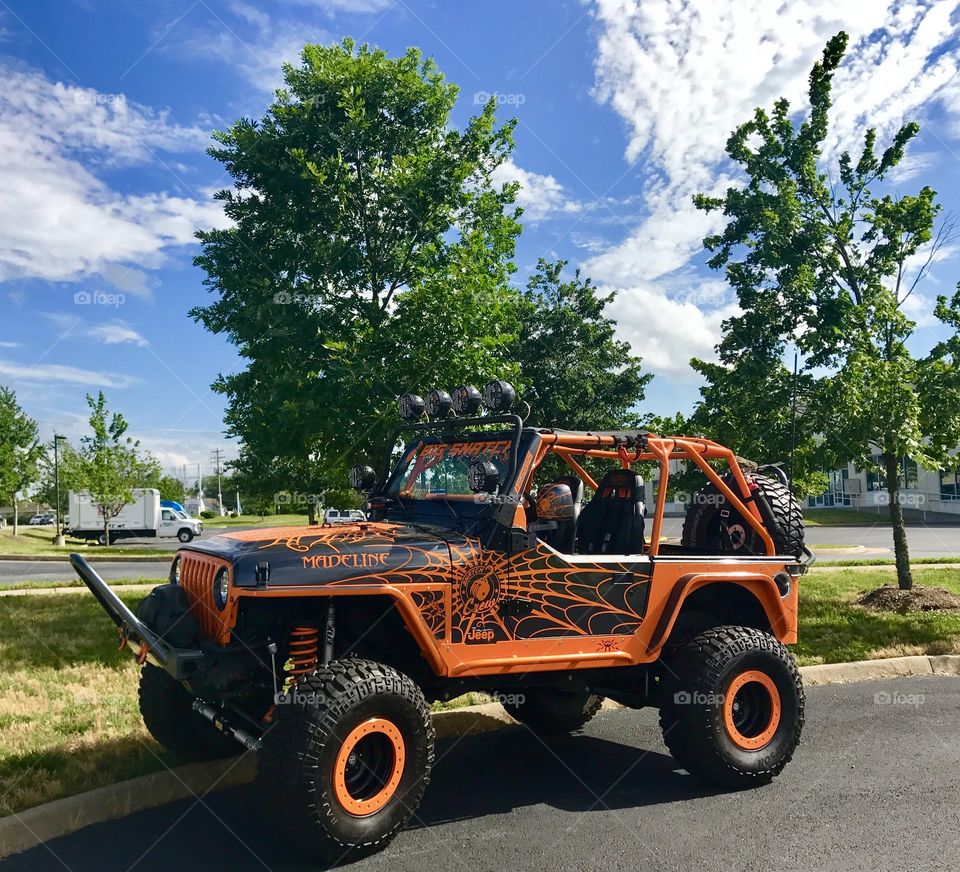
[74,393,159,545]
[518,259,651,430]
[693,32,960,589]
[192,40,522,496]
[0,387,44,535]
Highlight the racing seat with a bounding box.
[538,475,584,553]
[575,469,646,555]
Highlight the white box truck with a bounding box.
[68,488,203,545]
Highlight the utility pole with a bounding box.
[53,434,66,546]
[210,449,225,516]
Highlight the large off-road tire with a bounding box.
[682,473,804,557]
[139,664,241,760]
[257,659,434,863]
[502,688,603,735]
[658,626,804,789]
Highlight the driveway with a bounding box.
[3,676,958,872]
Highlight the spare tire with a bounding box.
[682,473,804,558]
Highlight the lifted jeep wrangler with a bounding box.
[74,380,811,863]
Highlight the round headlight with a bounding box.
[399,393,426,421]
[349,464,377,491]
[482,379,516,412]
[469,460,501,494]
[213,568,229,611]
[170,555,181,585]
[425,389,453,420]
[452,385,482,416]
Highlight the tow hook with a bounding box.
[192,700,262,752]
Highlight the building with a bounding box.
[806,456,960,516]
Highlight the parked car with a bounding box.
[28,513,55,525]
[323,508,367,525]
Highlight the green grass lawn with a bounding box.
[804,506,960,526]
[2,566,959,816]
[201,513,310,528]
[0,527,161,558]
[794,567,960,665]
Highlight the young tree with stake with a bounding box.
[694,32,960,590]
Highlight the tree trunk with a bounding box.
[308,503,317,525]
[103,517,111,547]
[12,496,18,536]
[883,452,913,591]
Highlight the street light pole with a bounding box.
[53,434,66,546]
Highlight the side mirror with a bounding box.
[468,460,500,494]
[349,465,377,492]
[535,483,575,520]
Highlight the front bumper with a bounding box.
[70,553,204,681]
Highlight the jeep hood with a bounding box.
[179,522,457,587]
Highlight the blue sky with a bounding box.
[3,0,960,473]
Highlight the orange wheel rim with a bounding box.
[723,670,781,751]
[333,718,406,816]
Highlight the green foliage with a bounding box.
[73,393,159,538]
[154,475,186,503]
[692,32,960,588]
[33,440,81,520]
[0,387,45,532]
[518,260,651,430]
[192,39,523,494]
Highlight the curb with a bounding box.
[2,655,959,859]
[0,554,169,563]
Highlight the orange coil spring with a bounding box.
[287,626,319,681]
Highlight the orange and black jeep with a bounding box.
[73,380,811,863]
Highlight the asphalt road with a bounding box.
[3,520,960,585]
[4,676,958,872]
[0,559,172,583]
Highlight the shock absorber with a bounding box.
[286,625,319,682]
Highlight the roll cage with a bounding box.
[376,422,778,558]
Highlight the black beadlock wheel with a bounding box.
[502,688,603,735]
[658,626,804,788]
[139,664,241,760]
[256,659,434,863]
[682,473,805,557]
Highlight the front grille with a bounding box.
[179,552,234,645]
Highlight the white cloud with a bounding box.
[170,3,332,94]
[607,283,739,380]
[887,150,938,185]
[0,341,21,348]
[0,64,230,295]
[585,0,960,378]
[89,322,149,347]
[491,158,580,223]
[0,359,139,389]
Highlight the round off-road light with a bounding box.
[399,393,426,421]
[170,555,181,585]
[469,460,500,494]
[349,464,377,491]
[482,379,516,412]
[452,385,482,416]
[425,388,453,420]
[213,568,229,611]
